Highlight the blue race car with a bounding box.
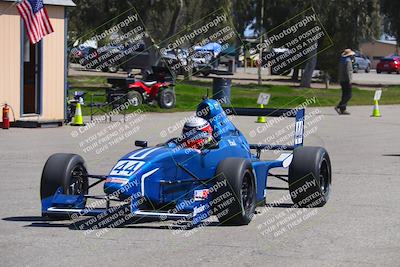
[40,99,332,226]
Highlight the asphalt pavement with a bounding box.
[0,105,399,266]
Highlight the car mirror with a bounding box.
[135,140,148,148]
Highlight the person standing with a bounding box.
[335,49,355,115]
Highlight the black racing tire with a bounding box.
[213,158,256,225]
[127,90,143,107]
[41,153,89,218]
[288,146,332,208]
[158,88,176,109]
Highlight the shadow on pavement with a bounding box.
[2,215,220,231]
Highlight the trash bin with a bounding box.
[212,77,231,104]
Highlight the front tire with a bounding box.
[127,90,143,107]
[214,158,256,225]
[288,147,331,208]
[41,153,89,218]
[158,88,176,109]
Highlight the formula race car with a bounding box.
[40,99,332,227]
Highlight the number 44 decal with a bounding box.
[110,160,145,176]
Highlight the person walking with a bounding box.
[335,49,355,115]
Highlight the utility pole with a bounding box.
[257,0,264,85]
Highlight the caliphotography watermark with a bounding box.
[157,8,242,80]
[69,7,152,74]
[250,7,333,75]
[69,98,147,155]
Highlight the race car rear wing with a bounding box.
[223,107,305,153]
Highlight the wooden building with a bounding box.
[0,0,75,127]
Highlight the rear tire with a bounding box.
[365,65,370,73]
[158,88,176,109]
[213,158,256,225]
[288,147,331,208]
[41,153,89,219]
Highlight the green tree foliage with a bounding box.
[381,0,400,45]
[68,0,253,43]
[251,0,381,82]
[68,0,383,82]
[316,0,381,81]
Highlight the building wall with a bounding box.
[42,5,65,121]
[0,2,65,121]
[0,1,21,120]
[360,41,400,68]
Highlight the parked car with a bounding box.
[74,45,121,73]
[69,46,95,63]
[376,56,400,74]
[192,43,222,76]
[160,49,188,75]
[192,50,216,76]
[353,52,371,73]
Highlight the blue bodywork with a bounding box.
[42,99,305,225]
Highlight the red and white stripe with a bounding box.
[17,0,54,44]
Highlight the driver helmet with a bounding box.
[182,117,213,149]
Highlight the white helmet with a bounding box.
[182,117,213,149]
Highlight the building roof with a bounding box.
[2,0,76,7]
[361,39,398,47]
[376,39,397,46]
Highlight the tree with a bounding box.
[316,0,381,82]
[251,0,381,85]
[381,0,400,47]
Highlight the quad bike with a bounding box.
[107,67,176,109]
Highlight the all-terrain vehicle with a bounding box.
[107,66,176,109]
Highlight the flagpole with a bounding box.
[0,0,22,16]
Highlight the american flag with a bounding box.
[17,0,54,44]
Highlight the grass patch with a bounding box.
[68,76,400,115]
